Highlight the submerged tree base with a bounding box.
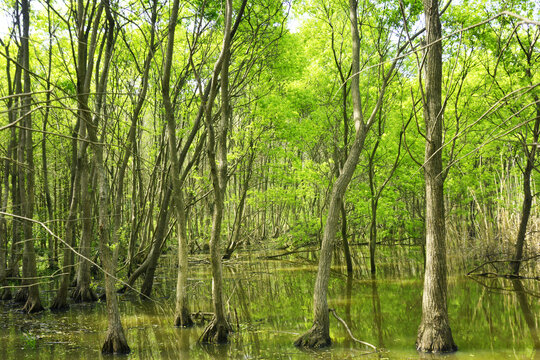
[0,289,11,300]
[50,297,69,312]
[23,298,44,314]
[101,330,131,354]
[199,317,231,344]
[71,286,97,303]
[294,325,331,349]
[14,288,28,304]
[416,321,457,353]
[174,308,194,328]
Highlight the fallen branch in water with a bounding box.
[192,311,214,323]
[259,249,317,259]
[467,254,540,276]
[329,308,377,351]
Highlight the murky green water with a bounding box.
[0,251,538,359]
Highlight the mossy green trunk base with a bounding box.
[101,330,131,354]
[199,317,231,344]
[416,321,457,353]
[294,325,331,349]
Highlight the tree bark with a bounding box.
[295,0,397,348]
[224,143,255,259]
[160,0,194,328]
[72,156,97,302]
[50,126,84,310]
[511,88,539,274]
[19,0,43,314]
[200,0,239,344]
[140,187,172,298]
[0,40,16,301]
[295,0,368,348]
[416,0,456,353]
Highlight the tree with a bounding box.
[161,0,194,328]
[416,0,457,353]
[198,0,236,343]
[19,0,43,314]
[294,0,400,348]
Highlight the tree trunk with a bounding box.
[11,47,24,304]
[200,0,239,343]
[0,41,16,301]
[74,0,129,353]
[295,0,397,348]
[340,200,353,276]
[511,95,539,275]
[160,0,194,328]
[224,144,255,259]
[19,0,43,314]
[72,156,97,302]
[50,132,83,310]
[295,0,368,347]
[140,187,172,298]
[43,2,55,269]
[416,0,456,353]
[0,172,8,300]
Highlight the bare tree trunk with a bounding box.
[295,0,397,348]
[72,156,97,302]
[11,46,25,304]
[140,187,172,298]
[0,170,8,300]
[416,0,456,353]
[43,0,55,269]
[50,126,84,310]
[368,145,378,275]
[200,0,237,343]
[72,0,129,353]
[224,143,255,259]
[295,0,368,347]
[511,94,539,275]
[19,0,43,314]
[0,40,16,301]
[339,200,353,276]
[160,0,194,328]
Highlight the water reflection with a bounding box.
[511,279,540,351]
[0,253,538,359]
[369,274,384,349]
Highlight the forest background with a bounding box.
[0,0,538,356]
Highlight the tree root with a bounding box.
[199,317,231,344]
[174,308,194,328]
[416,321,457,353]
[0,288,11,300]
[101,330,131,354]
[294,324,331,349]
[14,288,28,303]
[50,297,69,312]
[71,286,97,303]
[23,298,44,314]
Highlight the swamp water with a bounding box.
[0,252,538,359]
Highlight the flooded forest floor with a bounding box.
[0,246,538,359]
